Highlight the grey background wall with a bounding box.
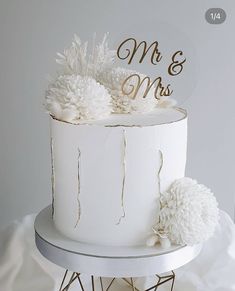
[0,0,234,230]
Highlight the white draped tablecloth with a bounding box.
[0,210,235,291]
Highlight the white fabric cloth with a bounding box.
[0,210,235,291]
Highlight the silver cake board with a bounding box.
[34,206,202,290]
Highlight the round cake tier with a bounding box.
[50,108,187,246]
[35,206,201,277]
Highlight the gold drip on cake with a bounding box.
[158,150,163,196]
[74,147,81,228]
[116,129,127,225]
[50,138,55,218]
[157,150,164,219]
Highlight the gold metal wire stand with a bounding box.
[59,270,175,291]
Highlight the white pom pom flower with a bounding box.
[98,67,158,114]
[153,177,219,246]
[45,75,112,122]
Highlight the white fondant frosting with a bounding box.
[51,108,187,246]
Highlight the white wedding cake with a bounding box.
[45,34,219,248]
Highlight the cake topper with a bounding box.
[117,37,186,100]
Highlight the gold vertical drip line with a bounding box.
[50,138,55,219]
[158,150,163,195]
[116,129,127,225]
[158,150,164,212]
[74,148,81,228]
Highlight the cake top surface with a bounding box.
[91,107,187,126]
[52,107,187,127]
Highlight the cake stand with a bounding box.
[34,206,202,290]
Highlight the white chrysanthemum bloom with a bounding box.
[98,67,158,114]
[154,177,219,246]
[45,75,112,123]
